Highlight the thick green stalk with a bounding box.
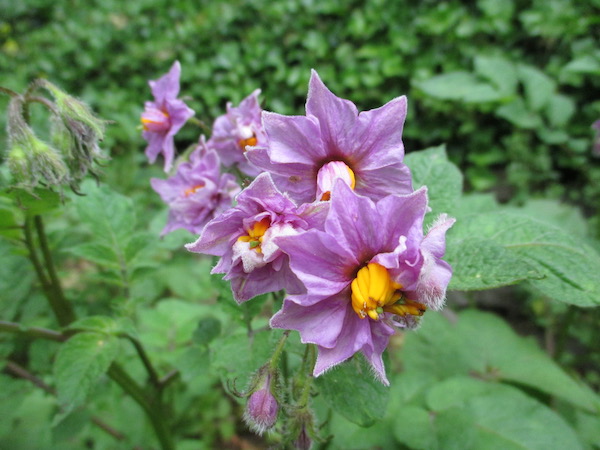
[32,215,75,326]
[269,330,291,371]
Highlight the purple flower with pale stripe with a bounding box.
[270,182,455,385]
[151,148,240,236]
[141,61,195,172]
[186,173,329,303]
[246,70,412,204]
[207,89,265,176]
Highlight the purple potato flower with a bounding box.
[246,70,413,204]
[186,172,329,302]
[141,61,195,172]
[151,148,240,236]
[207,89,265,176]
[271,181,455,385]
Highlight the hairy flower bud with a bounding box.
[243,373,278,435]
[42,80,106,141]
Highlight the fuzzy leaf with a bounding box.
[402,311,600,413]
[53,332,119,413]
[406,145,463,216]
[315,354,389,427]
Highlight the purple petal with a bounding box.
[305,70,359,153]
[270,294,348,348]
[352,95,407,166]
[262,112,328,165]
[355,162,413,201]
[313,306,371,376]
[326,181,383,261]
[149,61,181,104]
[276,230,356,304]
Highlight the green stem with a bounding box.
[269,330,291,371]
[0,320,65,342]
[122,334,161,388]
[33,215,75,326]
[299,345,316,407]
[188,116,212,133]
[23,215,174,449]
[108,364,174,450]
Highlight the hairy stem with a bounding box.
[33,215,75,326]
[122,334,162,388]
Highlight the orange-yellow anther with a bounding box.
[141,110,169,131]
[350,263,402,320]
[350,263,426,321]
[238,135,258,151]
[184,183,205,197]
[237,217,270,253]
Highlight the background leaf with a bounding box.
[53,332,120,413]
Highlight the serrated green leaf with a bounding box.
[0,239,34,316]
[405,145,463,216]
[456,212,600,306]
[402,311,600,412]
[53,332,120,413]
[315,354,389,427]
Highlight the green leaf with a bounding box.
[315,354,389,427]
[75,182,135,250]
[447,238,538,290]
[402,310,600,413]
[193,317,222,346]
[474,55,518,95]
[3,188,61,216]
[456,212,600,306]
[53,332,120,413]
[66,315,120,335]
[417,72,503,102]
[66,242,119,268]
[430,379,583,450]
[545,94,575,127]
[405,145,463,216]
[495,98,542,129]
[518,64,556,111]
[392,406,437,449]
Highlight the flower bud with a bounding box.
[289,409,315,450]
[243,374,278,435]
[42,80,106,141]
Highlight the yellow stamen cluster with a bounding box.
[238,135,258,151]
[320,165,356,201]
[141,110,169,131]
[350,263,426,320]
[184,183,205,197]
[237,217,270,254]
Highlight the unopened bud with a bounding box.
[243,374,278,435]
[41,80,106,141]
[294,424,312,450]
[7,143,34,189]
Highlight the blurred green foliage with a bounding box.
[2,0,599,221]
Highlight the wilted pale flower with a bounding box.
[246,70,412,204]
[243,373,278,435]
[271,182,455,384]
[186,172,329,302]
[141,61,195,172]
[207,89,265,176]
[151,148,240,236]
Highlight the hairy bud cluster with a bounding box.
[3,81,108,192]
